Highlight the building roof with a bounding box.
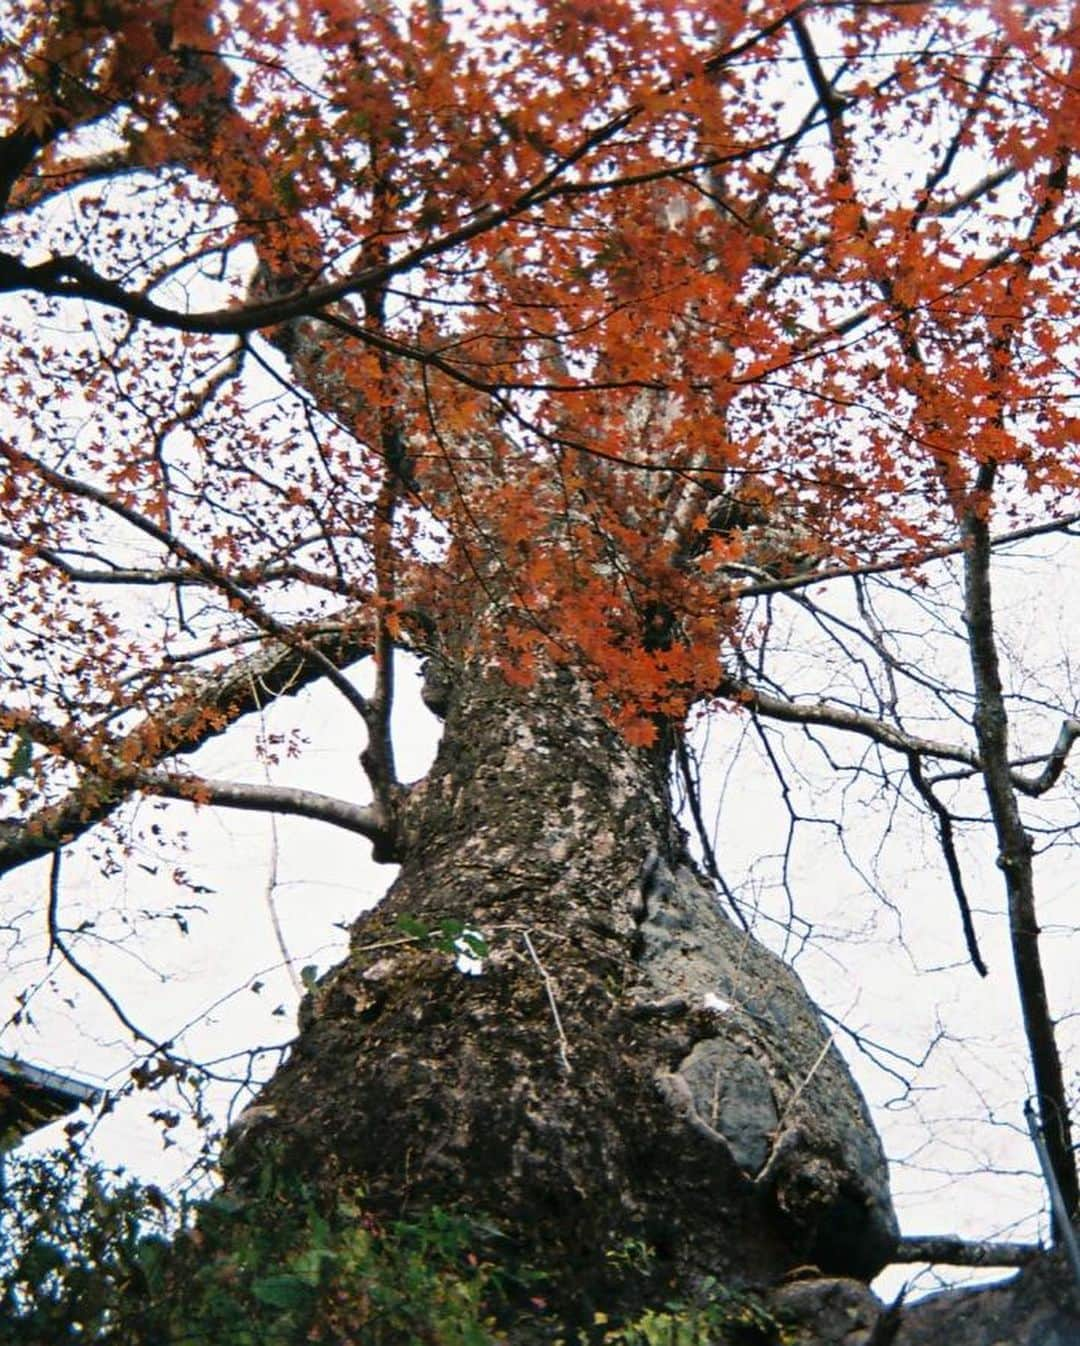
[0,1053,101,1147]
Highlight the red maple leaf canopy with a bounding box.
[5,0,1080,1282]
[1,0,1078,750]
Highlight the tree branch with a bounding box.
[675,734,748,930]
[139,773,392,847]
[720,675,1080,807]
[0,610,375,878]
[1016,718,1080,798]
[46,851,172,1053]
[963,499,1079,1221]
[0,533,204,586]
[719,675,981,768]
[892,1235,1041,1268]
[906,751,988,977]
[725,511,1080,603]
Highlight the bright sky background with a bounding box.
[2,0,1078,1311]
[3,532,1077,1305]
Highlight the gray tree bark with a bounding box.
[223,654,898,1336]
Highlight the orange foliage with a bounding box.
[1,0,1079,773]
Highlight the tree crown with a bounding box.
[3,0,1078,762]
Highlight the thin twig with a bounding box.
[251,672,302,996]
[264,809,301,996]
[46,853,172,1053]
[1025,1097,1080,1293]
[781,1021,837,1124]
[522,930,572,1074]
[675,735,749,931]
[753,1023,839,1189]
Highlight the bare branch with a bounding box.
[719,675,980,768]
[0,609,375,878]
[727,510,1080,603]
[906,751,988,977]
[0,535,203,586]
[139,772,391,847]
[1014,718,1080,798]
[674,735,748,931]
[46,852,172,1054]
[721,675,1079,813]
[892,1236,1041,1268]
[963,496,1078,1218]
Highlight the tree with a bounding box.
[1,0,1079,1339]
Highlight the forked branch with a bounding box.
[722,674,1080,798]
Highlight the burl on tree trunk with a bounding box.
[225,658,897,1330]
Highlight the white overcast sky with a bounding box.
[2,2,1078,1309]
[3,535,1077,1308]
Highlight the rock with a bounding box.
[892,1248,1080,1345]
[638,855,899,1278]
[770,1276,884,1344]
[662,1037,780,1174]
[772,1249,1080,1346]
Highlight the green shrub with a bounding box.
[0,1148,520,1345]
[594,1279,792,1346]
[1,1150,788,1345]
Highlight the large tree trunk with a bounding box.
[225,658,897,1334]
